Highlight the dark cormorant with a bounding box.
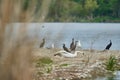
[70,41,78,51]
[70,38,74,50]
[63,44,71,53]
[105,40,112,50]
[40,38,45,48]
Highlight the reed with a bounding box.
[0,0,52,80]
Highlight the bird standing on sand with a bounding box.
[70,41,78,51]
[70,38,74,50]
[51,43,54,49]
[76,40,82,48]
[63,44,71,53]
[105,40,112,50]
[40,38,45,48]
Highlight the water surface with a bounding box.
[9,23,120,50]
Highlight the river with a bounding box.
[6,23,120,50]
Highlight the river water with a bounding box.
[7,23,120,50]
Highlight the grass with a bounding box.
[105,55,117,71]
[35,57,53,74]
[36,57,53,67]
[60,63,69,67]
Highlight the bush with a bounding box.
[35,57,53,74]
[36,57,53,67]
[105,55,117,71]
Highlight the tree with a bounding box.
[47,0,73,21]
[94,0,113,17]
[83,0,98,19]
[110,0,120,18]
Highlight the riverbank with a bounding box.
[33,48,120,80]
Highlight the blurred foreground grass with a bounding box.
[0,0,51,80]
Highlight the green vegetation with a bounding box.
[35,57,53,74]
[60,63,69,67]
[22,0,30,11]
[36,57,53,67]
[2,0,119,22]
[46,0,120,22]
[105,55,117,71]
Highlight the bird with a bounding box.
[104,40,112,50]
[46,43,54,49]
[70,38,74,50]
[40,38,45,48]
[51,43,54,49]
[54,50,83,58]
[63,44,71,53]
[76,40,82,48]
[70,41,78,51]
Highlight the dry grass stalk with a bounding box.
[0,41,33,80]
[0,0,52,80]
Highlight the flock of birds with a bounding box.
[39,38,112,58]
[54,38,83,58]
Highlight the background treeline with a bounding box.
[1,0,119,22]
[46,0,120,22]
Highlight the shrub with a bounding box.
[36,57,53,67]
[105,55,117,71]
[35,57,53,74]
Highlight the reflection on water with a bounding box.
[7,23,120,50]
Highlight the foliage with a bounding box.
[36,57,53,67]
[22,0,30,11]
[35,57,53,74]
[105,55,117,71]
[46,0,120,22]
[1,0,120,22]
[60,63,69,67]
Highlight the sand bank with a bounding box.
[33,48,120,80]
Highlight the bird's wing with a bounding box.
[70,42,73,49]
[61,53,74,57]
[55,50,78,58]
[55,50,67,54]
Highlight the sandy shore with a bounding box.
[33,48,120,80]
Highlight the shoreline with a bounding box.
[33,48,120,80]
